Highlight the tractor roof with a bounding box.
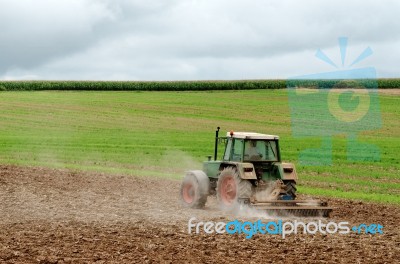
[226,132,279,140]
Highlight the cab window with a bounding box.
[232,139,244,161]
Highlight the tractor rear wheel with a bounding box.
[180,170,210,209]
[216,167,252,209]
[284,180,297,199]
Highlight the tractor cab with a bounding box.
[223,132,281,163]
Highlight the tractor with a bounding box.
[180,127,332,217]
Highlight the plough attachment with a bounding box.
[248,199,333,217]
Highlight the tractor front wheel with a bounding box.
[180,170,210,209]
[216,167,252,209]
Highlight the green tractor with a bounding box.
[180,127,332,217]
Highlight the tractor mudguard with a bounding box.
[219,162,257,180]
[281,162,298,180]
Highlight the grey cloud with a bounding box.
[1,0,399,80]
[0,0,115,70]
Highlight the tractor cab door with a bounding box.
[223,138,232,161]
[223,138,244,162]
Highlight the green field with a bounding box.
[0,90,399,204]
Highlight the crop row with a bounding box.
[0,79,398,91]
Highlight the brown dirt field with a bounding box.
[296,88,400,95]
[0,165,399,264]
[378,89,400,95]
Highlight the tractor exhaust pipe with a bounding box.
[214,127,220,161]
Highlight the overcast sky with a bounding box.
[0,0,399,80]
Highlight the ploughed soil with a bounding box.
[0,165,399,263]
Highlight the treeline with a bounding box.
[0,79,398,91]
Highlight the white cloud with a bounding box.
[0,0,115,70]
[1,0,399,80]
